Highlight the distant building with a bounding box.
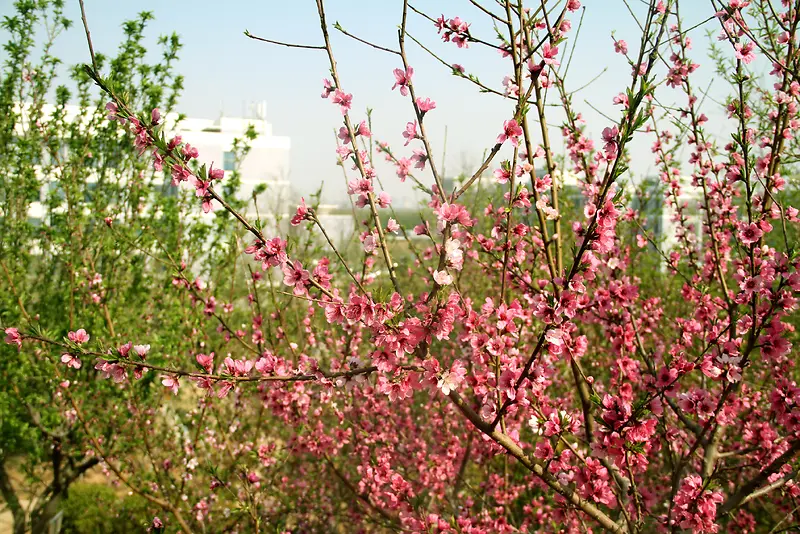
[631,175,704,271]
[16,102,291,228]
[172,104,291,219]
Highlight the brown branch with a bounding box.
[243,30,326,50]
[447,391,626,532]
[78,0,98,73]
[718,441,800,516]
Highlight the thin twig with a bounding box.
[78,0,98,72]
[243,30,326,50]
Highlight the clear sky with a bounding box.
[1,0,732,207]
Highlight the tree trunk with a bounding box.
[31,492,63,534]
[0,459,26,534]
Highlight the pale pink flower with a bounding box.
[433,269,453,286]
[403,121,418,146]
[61,353,82,369]
[162,375,180,395]
[377,191,392,208]
[416,97,436,113]
[332,89,353,115]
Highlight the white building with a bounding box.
[170,104,292,219]
[15,102,292,227]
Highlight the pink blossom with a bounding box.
[541,43,560,66]
[332,89,353,115]
[68,329,90,344]
[497,119,523,146]
[438,202,473,227]
[734,41,756,64]
[738,222,763,245]
[321,78,335,98]
[355,120,371,137]
[162,375,180,395]
[402,121,418,146]
[376,191,392,208]
[4,327,22,349]
[291,197,310,226]
[282,260,310,294]
[416,97,436,113]
[105,102,119,121]
[396,157,411,181]
[61,353,82,369]
[437,360,466,395]
[410,148,428,170]
[196,353,214,373]
[181,143,199,160]
[208,164,224,181]
[614,40,628,54]
[392,66,414,96]
[433,269,453,286]
[95,359,126,382]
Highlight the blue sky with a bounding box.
[2,0,729,207]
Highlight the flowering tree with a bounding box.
[4,0,800,532]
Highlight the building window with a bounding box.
[223,151,235,171]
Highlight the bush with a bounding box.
[60,484,119,534]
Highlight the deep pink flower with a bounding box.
[734,41,756,64]
[68,329,90,344]
[321,78,335,98]
[282,260,310,293]
[291,197,310,226]
[196,353,214,373]
[739,222,763,245]
[497,119,523,146]
[208,164,224,181]
[181,143,199,160]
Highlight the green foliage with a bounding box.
[60,483,151,534]
[60,483,119,534]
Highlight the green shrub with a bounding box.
[60,483,151,534]
[61,483,119,534]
